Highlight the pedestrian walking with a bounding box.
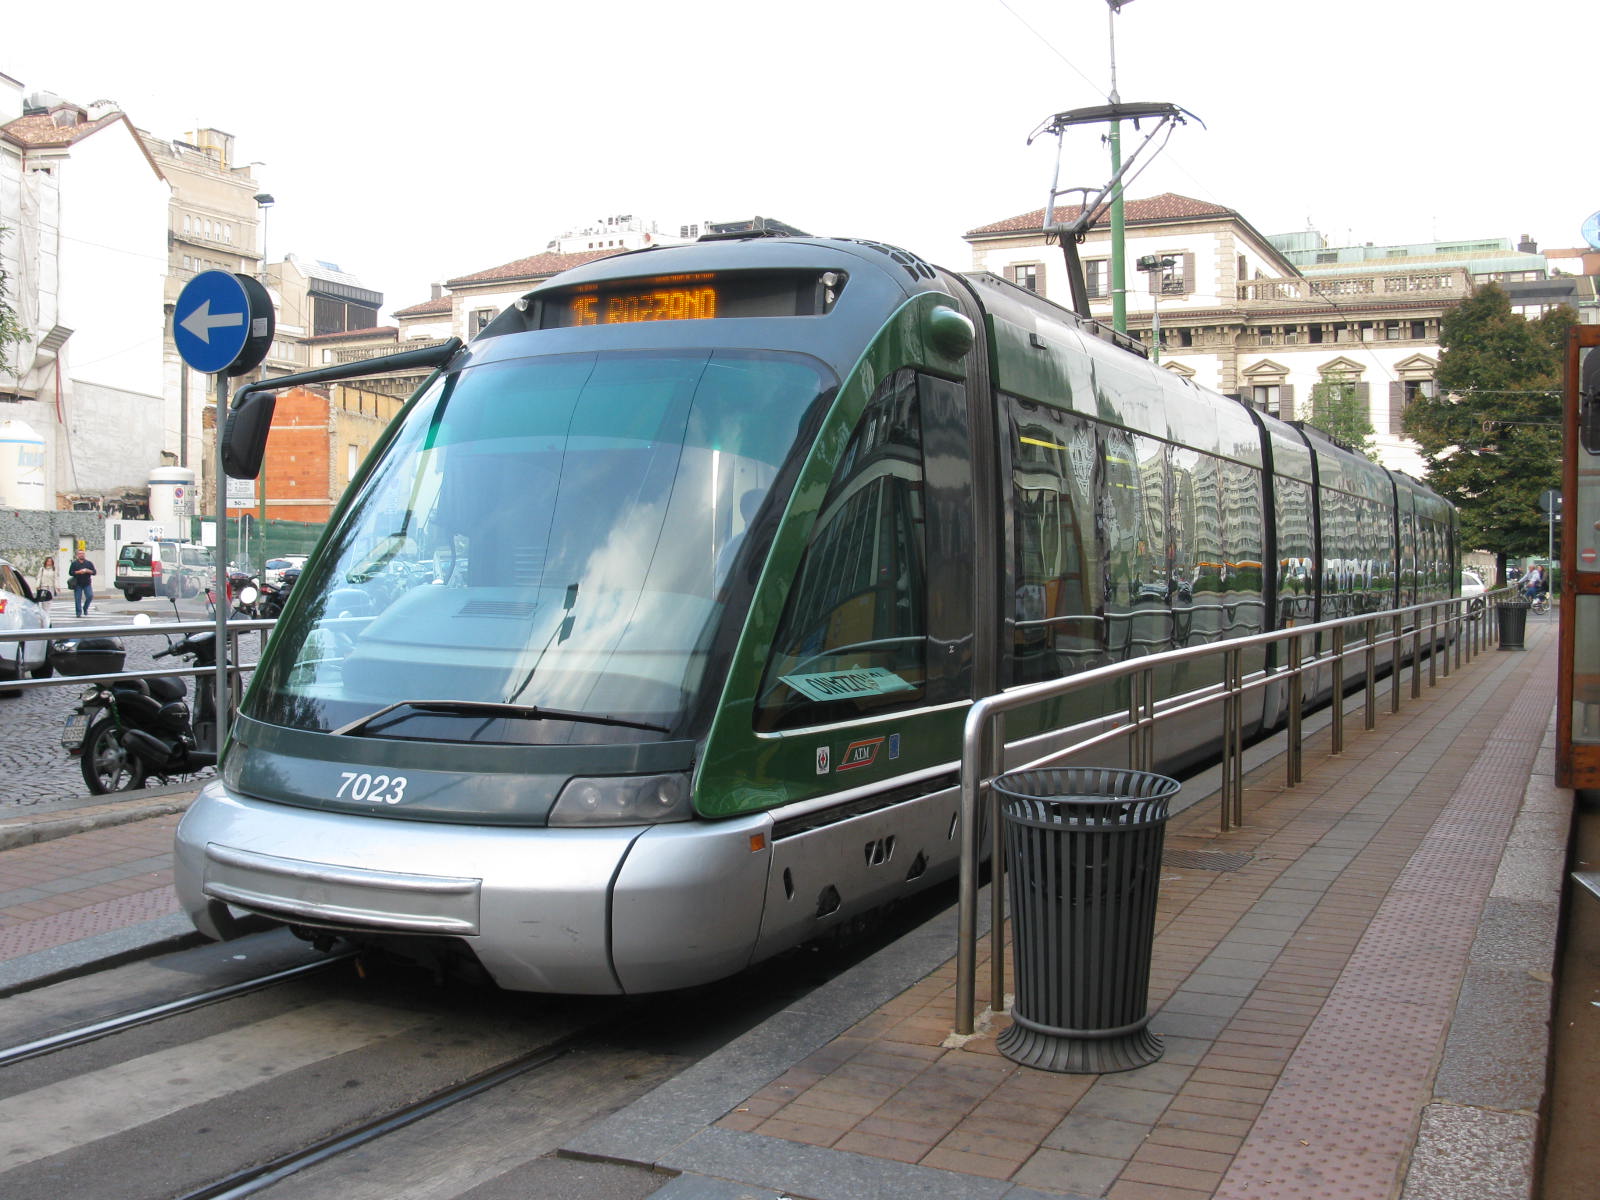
[67,549,96,617]
[36,555,57,602]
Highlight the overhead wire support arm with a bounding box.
[1026,101,1202,317]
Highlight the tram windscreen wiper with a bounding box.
[330,699,671,737]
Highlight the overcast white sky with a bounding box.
[6,0,1593,320]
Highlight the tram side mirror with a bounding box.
[222,388,278,480]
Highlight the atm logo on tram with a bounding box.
[838,736,887,772]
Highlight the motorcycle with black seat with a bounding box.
[55,587,257,794]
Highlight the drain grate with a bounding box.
[1162,849,1253,872]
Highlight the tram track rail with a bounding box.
[0,953,353,1069]
[173,1031,586,1200]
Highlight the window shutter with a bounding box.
[1036,259,1046,298]
[1279,384,1295,420]
[1389,381,1404,434]
[1182,253,1196,295]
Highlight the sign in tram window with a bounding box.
[535,271,844,328]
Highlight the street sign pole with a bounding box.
[215,371,230,746]
[172,269,274,757]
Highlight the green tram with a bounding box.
[175,233,1457,993]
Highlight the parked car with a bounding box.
[0,556,51,692]
[115,542,155,600]
[1461,569,1487,600]
[263,555,308,587]
[169,541,216,599]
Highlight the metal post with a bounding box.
[1365,618,1377,730]
[1139,666,1155,770]
[1331,624,1346,754]
[1107,1,1128,334]
[1287,633,1303,785]
[1221,647,1243,831]
[213,374,231,747]
[953,752,979,1036]
[1391,614,1403,714]
[1411,621,1423,700]
[988,715,1006,1016]
[955,710,984,1035]
[1126,672,1140,770]
[1437,604,1449,679]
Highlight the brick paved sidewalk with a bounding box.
[679,626,1559,1199]
[0,812,185,972]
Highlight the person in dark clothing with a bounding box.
[68,549,96,616]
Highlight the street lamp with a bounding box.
[253,192,274,282]
[251,191,276,553]
[1137,255,1175,363]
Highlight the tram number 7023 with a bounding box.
[336,772,409,805]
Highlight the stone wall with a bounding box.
[0,509,105,577]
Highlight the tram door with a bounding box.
[1558,325,1600,788]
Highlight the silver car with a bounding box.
[0,557,51,690]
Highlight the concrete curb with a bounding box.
[0,783,201,851]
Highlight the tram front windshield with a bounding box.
[246,349,829,741]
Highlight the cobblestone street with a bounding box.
[0,597,260,809]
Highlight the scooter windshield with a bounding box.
[245,348,830,741]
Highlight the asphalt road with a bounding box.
[0,591,267,810]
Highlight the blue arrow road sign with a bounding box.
[173,270,272,375]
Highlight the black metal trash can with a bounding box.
[994,766,1179,1074]
[1497,599,1529,650]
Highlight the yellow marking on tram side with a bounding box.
[1019,436,1066,450]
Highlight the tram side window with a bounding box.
[1397,507,1418,606]
[1359,495,1394,613]
[756,371,928,730]
[1274,477,1315,626]
[1220,458,1266,635]
[1007,398,1099,683]
[1172,448,1223,645]
[1321,490,1354,620]
[1101,431,1170,659]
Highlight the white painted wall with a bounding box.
[57,124,168,398]
[64,379,165,493]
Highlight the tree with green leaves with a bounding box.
[1307,370,1376,460]
[0,226,29,378]
[1401,283,1574,575]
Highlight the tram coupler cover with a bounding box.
[993,767,1179,1073]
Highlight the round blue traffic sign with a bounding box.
[173,270,275,375]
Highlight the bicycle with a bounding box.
[1530,591,1550,616]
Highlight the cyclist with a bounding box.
[1523,564,1545,600]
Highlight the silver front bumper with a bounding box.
[175,781,774,994]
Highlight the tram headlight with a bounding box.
[549,772,693,826]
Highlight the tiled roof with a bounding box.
[304,326,398,343]
[0,109,123,147]
[393,297,453,318]
[446,247,619,288]
[966,193,1234,238]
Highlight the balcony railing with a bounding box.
[1238,269,1470,305]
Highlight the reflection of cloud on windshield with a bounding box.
[525,498,707,712]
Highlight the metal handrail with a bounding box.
[953,588,1512,1034]
[0,616,274,695]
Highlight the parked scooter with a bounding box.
[257,566,299,619]
[55,587,257,794]
[207,567,261,618]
